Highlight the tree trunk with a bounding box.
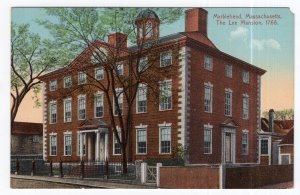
[121,145,128,174]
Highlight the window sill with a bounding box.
[136,153,147,155]
[260,154,269,156]
[159,109,173,112]
[136,112,148,114]
[204,153,212,155]
[204,111,212,114]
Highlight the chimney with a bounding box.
[185,8,208,36]
[269,109,275,133]
[108,32,128,48]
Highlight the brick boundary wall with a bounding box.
[159,166,220,189]
[225,164,293,189]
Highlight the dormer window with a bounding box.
[91,48,107,64]
[160,50,172,67]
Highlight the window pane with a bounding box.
[160,51,172,67]
[204,127,212,154]
[160,127,171,153]
[159,81,172,110]
[137,128,147,154]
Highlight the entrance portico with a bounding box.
[221,119,239,164]
[78,119,109,162]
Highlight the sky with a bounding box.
[11,7,294,123]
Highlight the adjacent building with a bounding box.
[39,8,266,165]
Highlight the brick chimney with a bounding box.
[185,8,208,36]
[108,32,128,48]
[269,109,275,133]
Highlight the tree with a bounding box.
[262,108,294,120]
[38,8,183,174]
[11,23,73,127]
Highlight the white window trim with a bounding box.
[160,50,173,67]
[49,80,57,91]
[241,132,249,155]
[159,79,173,111]
[63,97,72,123]
[136,127,147,155]
[279,153,291,165]
[138,56,148,72]
[63,76,72,88]
[225,64,233,78]
[113,88,123,116]
[159,123,172,155]
[204,55,213,71]
[260,138,270,156]
[77,94,86,120]
[136,83,147,114]
[49,132,57,156]
[116,63,124,75]
[113,127,122,156]
[78,71,87,85]
[224,89,233,117]
[242,94,249,120]
[94,91,104,118]
[204,124,213,154]
[49,100,57,124]
[204,82,213,113]
[95,67,104,80]
[243,70,250,84]
[64,131,72,156]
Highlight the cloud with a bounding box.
[252,39,281,50]
[230,27,249,39]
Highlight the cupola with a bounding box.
[135,9,160,43]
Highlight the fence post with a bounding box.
[219,163,226,189]
[141,162,147,184]
[104,158,109,180]
[135,160,142,183]
[15,158,20,175]
[59,158,64,178]
[156,163,162,188]
[31,160,35,176]
[80,159,85,179]
[49,159,53,176]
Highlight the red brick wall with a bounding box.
[187,42,260,164]
[225,165,293,188]
[260,156,269,165]
[43,45,182,163]
[160,166,219,188]
[11,135,43,155]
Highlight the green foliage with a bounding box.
[262,108,294,120]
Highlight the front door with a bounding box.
[225,133,232,163]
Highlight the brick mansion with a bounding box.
[39,8,266,165]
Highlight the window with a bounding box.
[160,126,171,154]
[95,92,104,117]
[114,88,123,115]
[138,57,148,72]
[261,139,269,155]
[146,21,152,37]
[114,129,121,155]
[204,84,213,113]
[160,50,172,67]
[116,64,123,75]
[204,126,212,154]
[91,49,107,64]
[243,94,249,119]
[95,67,104,80]
[64,76,72,88]
[204,55,213,71]
[137,84,147,113]
[159,80,172,111]
[78,95,86,120]
[78,71,86,85]
[77,133,86,156]
[64,133,72,156]
[32,135,39,143]
[243,71,249,84]
[64,98,72,122]
[49,101,57,124]
[49,80,57,91]
[50,134,57,156]
[225,64,232,78]
[137,128,147,154]
[242,133,248,154]
[225,89,232,116]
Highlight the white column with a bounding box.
[104,132,108,160]
[80,132,83,161]
[141,162,147,184]
[96,131,100,161]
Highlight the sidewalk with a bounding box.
[257,181,293,189]
[11,174,156,189]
